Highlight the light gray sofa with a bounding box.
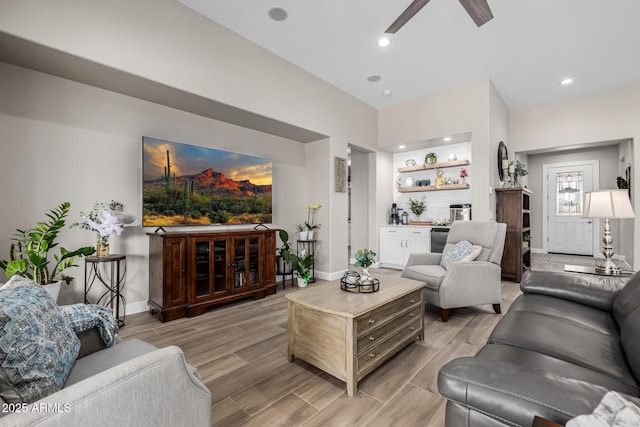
[438,269,640,426]
[0,328,212,427]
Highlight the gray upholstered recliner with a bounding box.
[401,221,507,322]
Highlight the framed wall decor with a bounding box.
[335,156,347,193]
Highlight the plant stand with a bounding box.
[84,254,127,327]
[276,255,294,289]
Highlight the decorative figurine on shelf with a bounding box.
[436,170,445,189]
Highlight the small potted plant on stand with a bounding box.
[305,204,321,239]
[0,202,96,301]
[296,223,308,241]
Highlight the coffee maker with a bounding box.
[390,203,399,224]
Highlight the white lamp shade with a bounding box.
[583,189,635,219]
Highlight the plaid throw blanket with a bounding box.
[59,304,119,347]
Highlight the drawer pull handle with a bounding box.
[409,312,416,317]
[369,319,375,324]
[369,353,376,358]
[410,299,415,303]
[410,327,416,331]
[369,336,375,341]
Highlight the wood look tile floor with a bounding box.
[119,256,569,426]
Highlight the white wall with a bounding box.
[618,140,634,262]
[0,0,378,150]
[511,83,640,268]
[350,148,369,260]
[489,82,511,219]
[373,151,394,262]
[0,62,307,309]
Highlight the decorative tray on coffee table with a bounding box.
[340,271,380,293]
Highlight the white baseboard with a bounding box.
[126,300,150,316]
[530,248,545,254]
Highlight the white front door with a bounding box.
[546,162,596,255]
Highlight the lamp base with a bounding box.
[595,259,622,276]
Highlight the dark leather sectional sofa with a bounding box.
[438,269,640,426]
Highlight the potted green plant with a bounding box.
[286,249,314,287]
[425,153,437,165]
[354,248,376,279]
[408,197,426,221]
[276,229,292,275]
[296,223,308,240]
[0,202,95,300]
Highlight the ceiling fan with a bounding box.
[385,0,493,33]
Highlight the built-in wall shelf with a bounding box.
[398,183,469,193]
[397,159,470,173]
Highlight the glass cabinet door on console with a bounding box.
[232,236,262,293]
[189,236,230,302]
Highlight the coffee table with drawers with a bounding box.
[286,277,425,396]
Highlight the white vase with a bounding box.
[297,277,308,288]
[299,231,309,240]
[43,281,62,303]
[405,177,414,187]
[307,231,314,240]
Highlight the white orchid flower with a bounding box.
[82,210,141,237]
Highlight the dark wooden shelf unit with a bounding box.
[148,229,276,322]
[496,187,532,282]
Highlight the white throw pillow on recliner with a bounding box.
[567,391,640,426]
[440,240,482,269]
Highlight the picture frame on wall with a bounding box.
[335,156,347,193]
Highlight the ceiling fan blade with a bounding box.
[385,0,432,34]
[458,0,493,27]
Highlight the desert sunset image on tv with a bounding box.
[143,137,272,227]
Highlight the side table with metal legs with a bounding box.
[84,254,127,327]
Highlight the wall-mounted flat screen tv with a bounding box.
[142,136,272,227]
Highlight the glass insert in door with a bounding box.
[194,242,210,297]
[234,239,246,289]
[247,238,259,286]
[213,240,227,293]
[556,171,583,215]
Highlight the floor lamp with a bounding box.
[583,189,635,275]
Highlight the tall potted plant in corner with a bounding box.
[0,202,96,301]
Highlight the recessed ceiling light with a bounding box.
[444,137,452,142]
[268,7,288,21]
[560,77,574,85]
[378,37,390,47]
[383,89,392,96]
[398,145,406,149]
[367,75,382,82]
